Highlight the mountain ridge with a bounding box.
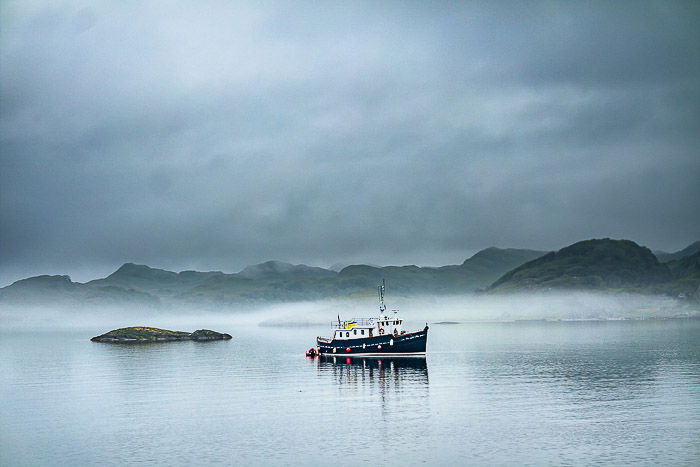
[2,240,699,307]
[1,247,545,306]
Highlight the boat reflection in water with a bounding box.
[316,355,429,387]
[313,355,429,423]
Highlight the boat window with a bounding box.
[346,332,349,337]
[353,329,357,335]
[361,330,364,335]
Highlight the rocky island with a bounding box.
[91,326,232,343]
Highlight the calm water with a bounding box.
[1,319,699,466]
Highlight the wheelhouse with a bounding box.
[330,313,405,339]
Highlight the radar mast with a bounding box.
[378,279,386,313]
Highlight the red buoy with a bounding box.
[377,345,382,350]
[346,347,351,352]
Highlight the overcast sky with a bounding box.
[1,0,699,285]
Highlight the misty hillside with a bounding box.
[85,263,227,297]
[176,247,547,305]
[661,252,700,297]
[0,247,545,307]
[3,240,699,309]
[238,261,337,281]
[446,247,549,278]
[337,247,548,294]
[489,239,673,292]
[0,274,159,307]
[655,241,700,263]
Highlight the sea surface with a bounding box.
[1,318,699,466]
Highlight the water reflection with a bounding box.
[315,356,430,421]
[316,356,428,390]
[319,354,426,369]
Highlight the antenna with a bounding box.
[378,279,386,313]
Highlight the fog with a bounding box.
[1,292,694,334]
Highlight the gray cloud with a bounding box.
[1,0,699,285]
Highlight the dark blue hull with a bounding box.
[317,326,428,356]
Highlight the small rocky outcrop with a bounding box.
[90,326,232,343]
[190,329,234,341]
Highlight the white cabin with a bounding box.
[331,309,405,340]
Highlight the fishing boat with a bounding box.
[313,281,428,357]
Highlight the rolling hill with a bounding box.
[489,239,672,292]
[3,240,699,309]
[0,274,159,307]
[655,241,700,263]
[662,251,700,298]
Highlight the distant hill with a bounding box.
[86,263,226,297]
[4,240,697,309]
[0,247,549,308]
[655,241,700,263]
[334,247,547,295]
[662,251,700,298]
[489,239,672,292]
[238,261,336,281]
[0,274,159,307]
[163,247,548,305]
[441,247,549,287]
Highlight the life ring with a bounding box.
[379,328,385,335]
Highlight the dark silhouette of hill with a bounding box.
[655,241,700,263]
[85,263,226,297]
[489,239,672,292]
[662,251,700,298]
[237,261,336,281]
[177,247,545,305]
[336,247,548,294]
[0,274,159,307]
[3,240,699,308]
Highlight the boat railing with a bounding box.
[331,318,375,329]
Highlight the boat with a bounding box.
[314,281,428,357]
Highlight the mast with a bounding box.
[378,279,386,313]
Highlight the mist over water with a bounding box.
[1,291,693,332]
